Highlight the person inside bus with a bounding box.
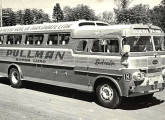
[107,40,119,53]
[92,40,101,52]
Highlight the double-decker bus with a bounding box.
[0,20,164,108]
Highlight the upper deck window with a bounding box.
[25,34,44,45]
[123,36,153,52]
[79,22,95,27]
[0,36,4,45]
[96,23,109,26]
[6,35,22,45]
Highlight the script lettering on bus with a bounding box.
[0,24,73,33]
[95,59,116,66]
[6,50,65,63]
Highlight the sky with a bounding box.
[0,0,162,16]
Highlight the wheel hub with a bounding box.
[11,72,19,84]
[100,86,114,101]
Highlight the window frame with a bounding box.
[24,34,44,46]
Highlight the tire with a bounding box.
[9,68,23,88]
[95,82,121,108]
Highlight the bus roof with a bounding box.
[0,20,109,34]
[0,21,164,38]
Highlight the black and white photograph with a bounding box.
[0,0,165,120]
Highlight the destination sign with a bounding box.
[0,23,73,33]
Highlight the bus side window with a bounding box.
[14,35,22,45]
[34,35,44,45]
[47,34,58,45]
[92,40,102,52]
[76,40,87,51]
[25,35,33,45]
[107,40,119,53]
[6,35,14,45]
[0,36,4,45]
[59,34,70,45]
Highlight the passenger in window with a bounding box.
[107,41,119,53]
[0,41,3,45]
[92,40,100,52]
[26,40,30,45]
[63,36,69,45]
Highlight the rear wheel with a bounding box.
[9,68,23,88]
[95,82,121,108]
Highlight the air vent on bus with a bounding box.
[79,22,95,26]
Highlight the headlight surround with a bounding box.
[132,72,146,81]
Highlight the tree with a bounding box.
[98,11,115,24]
[32,9,50,24]
[2,8,16,26]
[161,0,165,5]
[63,6,74,21]
[115,4,150,24]
[114,0,133,10]
[148,0,165,31]
[23,9,33,25]
[16,10,24,25]
[63,4,97,21]
[52,3,64,22]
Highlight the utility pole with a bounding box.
[0,0,2,27]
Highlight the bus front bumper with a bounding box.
[129,82,165,96]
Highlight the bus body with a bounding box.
[0,20,164,108]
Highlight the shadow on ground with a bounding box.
[118,96,164,110]
[0,77,164,110]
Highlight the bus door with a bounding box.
[73,39,90,89]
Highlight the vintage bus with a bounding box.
[0,20,164,108]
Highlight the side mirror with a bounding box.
[123,45,130,53]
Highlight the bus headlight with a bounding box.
[132,72,146,81]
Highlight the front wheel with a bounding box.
[9,68,23,88]
[95,83,121,108]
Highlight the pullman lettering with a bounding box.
[6,50,65,60]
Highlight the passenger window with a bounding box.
[92,40,103,52]
[25,34,43,45]
[34,35,44,45]
[25,35,33,45]
[76,40,87,51]
[107,39,119,53]
[47,34,58,45]
[14,35,22,45]
[0,36,4,45]
[59,34,70,45]
[92,39,119,53]
[6,35,14,44]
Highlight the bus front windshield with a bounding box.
[123,36,153,52]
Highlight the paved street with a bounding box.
[0,77,165,120]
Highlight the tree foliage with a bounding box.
[23,9,33,25]
[114,0,133,10]
[63,4,98,21]
[149,0,165,31]
[98,11,115,24]
[32,9,50,24]
[115,4,150,24]
[52,3,64,22]
[2,8,16,26]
